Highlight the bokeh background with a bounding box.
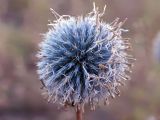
[0,0,160,120]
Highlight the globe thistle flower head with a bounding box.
[153,32,160,63]
[37,3,134,110]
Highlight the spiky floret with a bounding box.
[37,4,134,110]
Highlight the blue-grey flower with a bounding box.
[37,4,134,110]
[153,32,160,62]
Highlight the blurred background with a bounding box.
[0,0,160,120]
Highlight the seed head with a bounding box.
[37,4,134,110]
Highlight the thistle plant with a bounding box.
[37,3,134,120]
[153,32,160,62]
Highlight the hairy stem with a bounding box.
[76,105,83,120]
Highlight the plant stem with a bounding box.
[76,105,83,120]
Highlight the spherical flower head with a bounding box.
[37,4,134,110]
[153,32,160,62]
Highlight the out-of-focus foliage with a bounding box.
[0,0,160,120]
